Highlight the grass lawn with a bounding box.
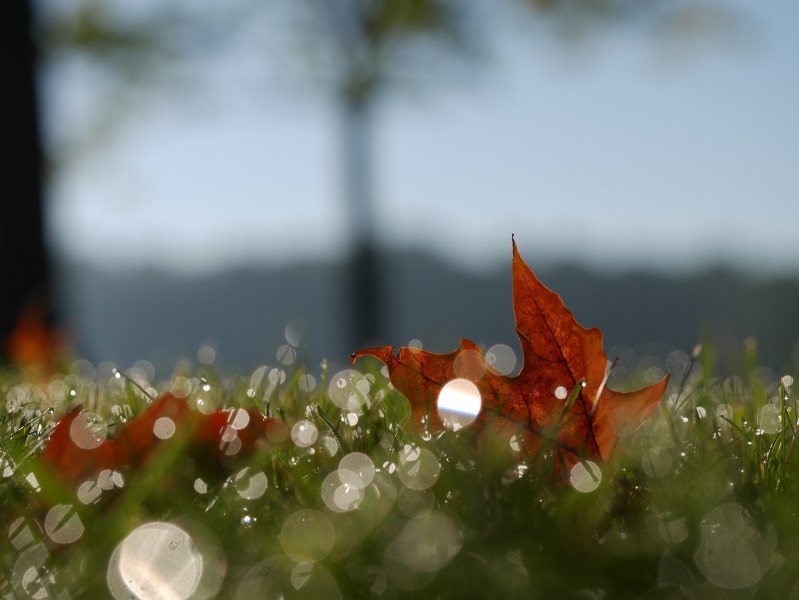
[1,345,798,598]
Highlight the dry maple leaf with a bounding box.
[352,238,669,468]
[37,393,279,490]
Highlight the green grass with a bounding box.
[1,347,798,599]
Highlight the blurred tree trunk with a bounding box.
[0,0,54,362]
[341,97,382,350]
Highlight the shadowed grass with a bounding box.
[1,345,798,598]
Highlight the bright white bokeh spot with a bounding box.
[569,461,602,493]
[69,412,106,450]
[554,386,568,400]
[234,468,268,500]
[486,344,517,376]
[193,478,208,495]
[197,345,216,365]
[77,480,102,505]
[227,408,250,431]
[280,509,335,562]
[276,344,297,366]
[408,338,423,353]
[44,505,83,544]
[284,320,308,347]
[153,417,176,440]
[338,453,375,490]
[291,420,318,448]
[269,368,286,386]
[319,435,339,457]
[782,375,794,388]
[298,373,317,393]
[328,369,369,412]
[321,470,363,513]
[398,447,441,491]
[437,379,482,431]
[108,522,203,600]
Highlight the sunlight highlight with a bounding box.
[437,379,482,431]
[107,522,204,600]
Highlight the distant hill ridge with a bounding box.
[58,251,799,375]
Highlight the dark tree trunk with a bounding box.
[341,98,382,351]
[0,0,53,361]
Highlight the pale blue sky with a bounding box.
[45,1,799,275]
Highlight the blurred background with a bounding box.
[3,0,798,379]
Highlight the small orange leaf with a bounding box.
[38,394,276,488]
[352,238,669,469]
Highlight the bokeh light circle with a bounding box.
[44,504,83,544]
[279,509,335,562]
[235,555,341,599]
[69,412,106,450]
[398,447,441,490]
[486,344,517,375]
[569,461,602,493]
[107,522,204,600]
[338,452,375,489]
[291,420,318,448]
[437,379,481,431]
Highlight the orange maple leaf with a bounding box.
[352,238,669,468]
